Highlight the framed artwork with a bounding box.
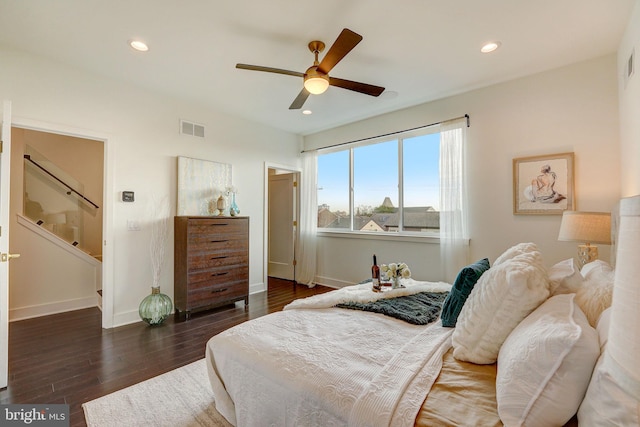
[513,152,575,215]
[177,156,232,216]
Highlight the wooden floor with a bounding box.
[0,278,331,426]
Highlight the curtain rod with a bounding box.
[301,114,469,154]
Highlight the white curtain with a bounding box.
[297,151,318,287]
[439,118,469,282]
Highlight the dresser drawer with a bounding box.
[187,218,248,236]
[187,236,248,253]
[187,281,247,308]
[188,252,248,271]
[187,265,248,289]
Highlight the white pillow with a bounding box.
[497,294,600,427]
[578,306,639,427]
[493,242,538,266]
[580,259,613,280]
[549,258,584,296]
[578,354,640,426]
[574,276,614,328]
[452,247,550,364]
[595,307,611,350]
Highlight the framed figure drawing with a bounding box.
[513,152,575,215]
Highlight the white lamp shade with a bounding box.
[558,211,612,244]
[605,195,640,397]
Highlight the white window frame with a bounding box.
[317,125,441,241]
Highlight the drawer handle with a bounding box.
[210,239,229,243]
[211,288,228,293]
[211,272,229,277]
[210,223,229,226]
[210,255,228,260]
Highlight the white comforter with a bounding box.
[206,280,453,427]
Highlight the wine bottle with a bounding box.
[372,254,381,291]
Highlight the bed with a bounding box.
[206,195,640,427]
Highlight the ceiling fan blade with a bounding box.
[236,63,304,78]
[317,28,363,74]
[329,77,385,97]
[289,88,310,110]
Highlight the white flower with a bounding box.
[380,262,411,280]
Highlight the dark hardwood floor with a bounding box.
[0,278,331,426]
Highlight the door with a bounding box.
[268,172,296,280]
[0,101,14,388]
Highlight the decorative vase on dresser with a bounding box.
[174,216,249,320]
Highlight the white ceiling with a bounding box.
[0,1,634,135]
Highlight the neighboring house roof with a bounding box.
[318,206,439,231]
[382,207,440,229]
[317,208,339,228]
[360,219,384,232]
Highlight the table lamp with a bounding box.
[558,211,611,267]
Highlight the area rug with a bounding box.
[83,359,233,427]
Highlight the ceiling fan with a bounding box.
[236,28,385,110]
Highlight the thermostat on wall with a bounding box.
[122,191,135,202]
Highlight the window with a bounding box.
[317,126,441,234]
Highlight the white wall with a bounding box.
[618,0,640,196]
[0,46,302,326]
[305,55,621,284]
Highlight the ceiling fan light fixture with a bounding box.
[304,77,330,94]
[304,66,330,94]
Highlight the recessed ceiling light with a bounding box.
[481,41,501,53]
[302,110,312,115]
[129,40,149,52]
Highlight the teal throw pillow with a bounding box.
[441,258,491,327]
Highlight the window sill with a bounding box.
[316,229,440,244]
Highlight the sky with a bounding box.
[317,132,440,212]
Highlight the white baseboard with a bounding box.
[249,282,266,294]
[10,295,98,322]
[313,276,349,289]
[112,282,266,328]
[112,309,142,328]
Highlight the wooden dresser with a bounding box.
[174,216,249,319]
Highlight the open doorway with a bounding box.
[265,165,300,287]
[9,127,105,322]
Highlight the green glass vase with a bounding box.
[139,286,173,325]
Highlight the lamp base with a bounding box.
[577,244,598,268]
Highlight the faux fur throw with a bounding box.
[284,278,452,311]
[336,291,449,325]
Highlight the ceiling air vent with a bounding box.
[180,119,205,138]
